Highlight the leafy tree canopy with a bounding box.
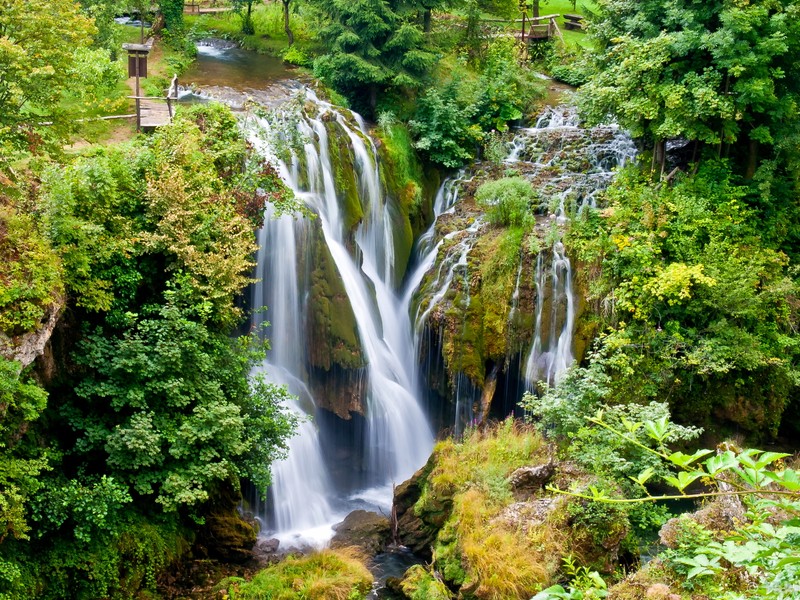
[579,0,800,176]
[0,0,122,160]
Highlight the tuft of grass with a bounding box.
[456,489,550,599]
[227,548,373,600]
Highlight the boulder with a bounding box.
[393,459,449,560]
[507,463,555,499]
[331,510,391,556]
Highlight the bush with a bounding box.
[0,205,63,336]
[475,177,537,227]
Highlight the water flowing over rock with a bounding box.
[247,90,434,546]
[410,106,636,431]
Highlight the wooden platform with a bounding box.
[139,99,172,128]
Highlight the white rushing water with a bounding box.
[248,90,433,546]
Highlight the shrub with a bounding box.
[475,177,537,227]
[0,205,63,336]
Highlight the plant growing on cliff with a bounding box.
[475,177,538,227]
[546,411,800,599]
[565,163,800,439]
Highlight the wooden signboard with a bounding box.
[127,54,148,78]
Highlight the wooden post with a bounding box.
[135,53,141,131]
[122,39,154,132]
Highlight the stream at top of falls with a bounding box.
[179,44,636,552]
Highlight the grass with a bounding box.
[224,549,373,600]
[420,419,546,505]
[185,4,323,58]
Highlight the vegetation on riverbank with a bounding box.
[223,548,373,599]
[2,0,800,597]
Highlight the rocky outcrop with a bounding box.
[507,463,556,500]
[331,510,391,555]
[194,485,257,564]
[0,300,62,370]
[392,457,446,560]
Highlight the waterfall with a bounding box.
[410,105,635,420]
[507,106,634,387]
[248,90,433,545]
[523,242,575,388]
[251,207,335,544]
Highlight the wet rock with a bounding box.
[393,459,446,560]
[198,512,257,563]
[255,537,280,555]
[331,510,391,555]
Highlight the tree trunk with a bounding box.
[745,138,759,180]
[533,0,540,18]
[283,0,294,46]
[369,84,377,113]
[423,8,432,33]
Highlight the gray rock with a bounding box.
[507,463,555,498]
[331,510,391,556]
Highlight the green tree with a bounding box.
[232,0,257,35]
[0,0,97,157]
[579,0,800,178]
[566,162,800,439]
[312,0,436,113]
[157,0,184,33]
[70,289,295,511]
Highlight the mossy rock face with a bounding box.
[325,119,363,233]
[392,424,635,599]
[303,221,367,417]
[393,455,445,560]
[194,485,257,564]
[398,565,453,600]
[374,123,441,285]
[305,221,364,372]
[330,510,391,556]
[413,181,540,393]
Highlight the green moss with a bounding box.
[325,120,363,232]
[400,565,454,599]
[413,422,556,598]
[228,549,373,599]
[306,224,364,370]
[436,225,528,387]
[376,121,442,283]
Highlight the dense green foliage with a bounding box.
[312,0,437,113]
[0,0,122,159]
[410,40,543,167]
[579,0,800,180]
[0,104,297,597]
[475,177,538,227]
[0,206,63,337]
[565,163,799,439]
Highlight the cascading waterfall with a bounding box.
[251,208,335,541]
[410,105,636,419]
[522,242,575,388]
[248,90,433,543]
